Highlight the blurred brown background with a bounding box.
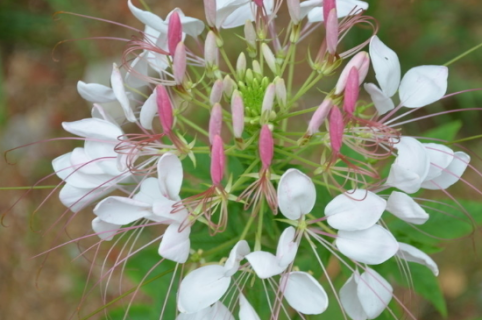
[1,0,482,319]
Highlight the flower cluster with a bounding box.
[50,0,474,319]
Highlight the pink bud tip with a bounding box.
[259,125,274,169]
[307,98,333,135]
[254,0,264,7]
[168,11,182,56]
[326,8,338,55]
[211,135,225,186]
[231,91,245,138]
[343,67,359,115]
[156,85,174,134]
[210,79,224,105]
[209,103,223,145]
[335,51,370,95]
[173,42,187,85]
[323,0,336,24]
[329,106,344,153]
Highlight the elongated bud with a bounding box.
[168,11,182,56]
[307,98,333,135]
[204,0,216,28]
[287,0,301,24]
[275,77,287,109]
[156,85,174,134]
[329,106,344,153]
[244,21,257,56]
[261,43,277,75]
[325,8,338,55]
[343,67,359,115]
[236,53,247,79]
[209,103,223,145]
[223,75,236,97]
[210,79,224,105]
[211,135,225,186]
[323,0,336,24]
[173,42,187,85]
[262,83,276,114]
[205,31,219,68]
[231,90,245,138]
[335,51,370,94]
[260,125,274,169]
[252,60,262,75]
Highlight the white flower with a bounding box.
[340,268,393,320]
[177,241,250,314]
[396,242,439,276]
[386,191,429,225]
[213,0,274,29]
[277,169,316,220]
[365,36,448,114]
[176,301,234,320]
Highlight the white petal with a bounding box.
[221,3,255,28]
[245,251,285,279]
[336,225,399,264]
[135,177,163,203]
[281,271,329,315]
[397,242,439,276]
[276,227,298,268]
[369,36,401,97]
[423,143,454,181]
[422,151,470,190]
[364,83,395,115]
[239,294,260,320]
[386,191,428,225]
[59,183,112,213]
[157,153,183,200]
[386,137,430,194]
[70,147,106,175]
[215,0,251,28]
[111,63,136,122]
[178,265,230,313]
[83,140,120,176]
[307,0,368,22]
[340,272,368,320]
[277,169,316,220]
[92,217,121,241]
[159,223,191,263]
[91,104,117,124]
[357,268,393,319]
[128,0,167,33]
[399,65,448,108]
[62,118,122,141]
[151,197,182,223]
[139,88,157,131]
[77,81,116,103]
[210,302,235,320]
[53,152,74,181]
[325,189,386,231]
[93,196,152,225]
[224,240,250,277]
[300,0,322,21]
[125,51,149,88]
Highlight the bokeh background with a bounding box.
[1,0,482,319]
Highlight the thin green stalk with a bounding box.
[240,213,256,240]
[276,105,318,121]
[274,147,321,168]
[444,42,482,66]
[254,200,265,251]
[219,47,237,78]
[177,114,209,136]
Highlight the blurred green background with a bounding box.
[1,0,482,319]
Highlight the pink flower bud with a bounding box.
[343,67,359,115]
[323,0,336,24]
[205,31,218,68]
[209,103,223,145]
[253,0,264,7]
[325,8,338,55]
[173,42,187,85]
[223,75,236,97]
[204,0,216,28]
[156,85,173,134]
[210,79,224,105]
[335,51,370,95]
[231,90,245,138]
[259,125,274,169]
[168,11,182,56]
[307,98,334,135]
[287,0,301,24]
[262,83,276,114]
[261,43,277,75]
[236,52,247,79]
[211,135,225,186]
[329,106,344,154]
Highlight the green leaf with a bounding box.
[420,120,462,142]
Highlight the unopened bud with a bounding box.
[173,42,187,85]
[259,125,274,169]
[307,98,333,135]
[329,106,344,154]
[210,79,224,105]
[205,31,219,69]
[323,0,336,24]
[236,53,247,79]
[287,0,301,25]
[261,43,278,75]
[231,90,245,138]
[209,103,223,145]
[223,75,236,97]
[343,67,359,115]
[210,135,225,186]
[168,11,182,56]
[274,77,287,109]
[203,0,216,28]
[335,51,370,94]
[156,85,174,134]
[252,60,262,76]
[244,20,257,57]
[245,69,254,85]
[325,8,339,55]
[261,83,276,123]
[253,0,264,7]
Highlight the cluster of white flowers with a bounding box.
[49,0,473,319]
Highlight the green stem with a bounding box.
[177,114,209,136]
[240,213,256,241]
[277,106,318,121]
[274,147,321,168]
[254,200,265,251]
[444,42,482,66]
[219,47,237,78]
